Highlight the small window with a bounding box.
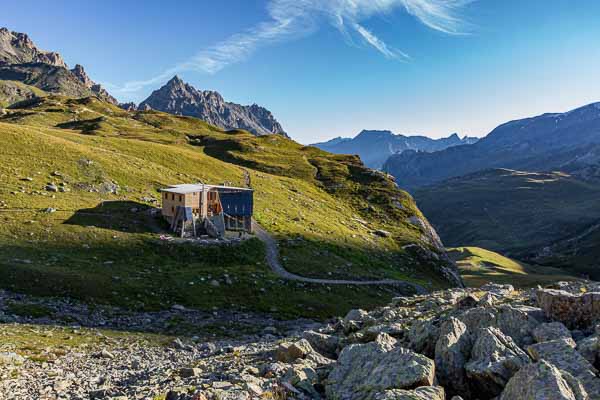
[179,195,183,202]
[171,193,175,201]
[171,206,174,213]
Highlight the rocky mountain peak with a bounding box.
[138,76,288,137]
[0,28,67,67]
[70,64,93,88]
[0,28,117,105]
[166,75,185,87]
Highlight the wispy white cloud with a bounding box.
[108,0,473,98]
[353,23,410,60]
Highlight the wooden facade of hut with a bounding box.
[160,184,253,237]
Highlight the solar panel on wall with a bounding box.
[219,191,253,216]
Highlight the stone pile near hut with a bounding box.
[166,281,600,400]
[5,281,600,399]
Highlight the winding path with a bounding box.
[252,222,427,294]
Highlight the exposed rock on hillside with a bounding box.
[0,27,116,104]
[0,27,66,67]
[138,76,288,137]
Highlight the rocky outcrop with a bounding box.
[435,317,472,396]
[326,334,435,400]
[537,289,600,329]
[465,327,530,397]
[0,28,66,67]
[7,281,600,400]
[533,322,572,343]
[527,339,600,396]
[138,76,288,137]
[374,386,445,400]
[499,360,588,400]
[303,330,340,359]
[70,64,93,88]
[0,27,116,104]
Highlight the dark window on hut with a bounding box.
[179,195,183,202]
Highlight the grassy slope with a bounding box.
[0,80,46,108]
[416,168,600,278]
[449,246,576,288]
[0,96,453,319]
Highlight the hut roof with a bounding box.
[161,183,253,194]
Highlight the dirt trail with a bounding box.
[252,222,426,294]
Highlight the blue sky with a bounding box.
[3,1,600,143]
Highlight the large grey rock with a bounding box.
[435,317,472,397]
[408,318,440,358]
[282,364,320,398]
[527,339,600,398]
[465,327,530,397]
[276,339,314,363]
[303,330,340,359]
[533,322,572,343]
[327,334,435,400]
[458,305,541,346]
[374,386,445,400]
[499,360,588,400]
[537,289,600,329]
[577,336,600,368]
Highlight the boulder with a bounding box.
[458,305,541,347]
[276,339,314,363]
[326,334,435,400]
[408,318,440,358]
[465,327,530,398]
[577,336,599,368]
[480,283,514,297]
[341,309,371,333]
[537,289,600,329]
[282,364,320,398]
[435,317,472,397]
[303,330,340,359]
[527,339,600,397]
[499,360,588,400]
[344,309,369,324]
[533,322,572,343]
[374,386,445,400]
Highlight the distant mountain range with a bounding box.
[134,76,288,137]
[0,28,287,137]
[384,102,600,190]
[0,28,116,104]
[312,130,477,169]
[408,101,600,279]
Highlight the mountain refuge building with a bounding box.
[160,184,253,238]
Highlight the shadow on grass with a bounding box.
[63,200,166,234]
[0,234,422,334]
